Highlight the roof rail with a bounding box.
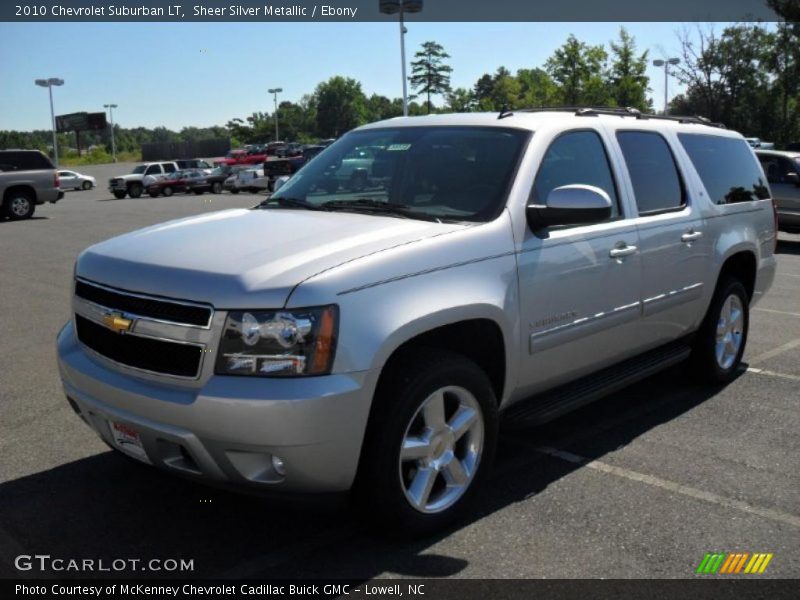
[516,106,726,128]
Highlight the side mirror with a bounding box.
[527,184,613,230]
[785,172,800,186]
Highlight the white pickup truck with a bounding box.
[108,162,179,199]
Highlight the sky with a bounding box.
[0,21,723,132]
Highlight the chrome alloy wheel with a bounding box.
[10,196,31,217]
[399,385,484,514]
[716,293,744,370]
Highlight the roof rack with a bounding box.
[516,106,726,128]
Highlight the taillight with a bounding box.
[55,172,60,188]
[772,199,779,252]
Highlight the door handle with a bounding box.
[681,230,703,243]
[609,244,638,259]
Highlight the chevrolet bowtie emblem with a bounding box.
[102,312,133,334]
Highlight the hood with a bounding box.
[116,173,143,181]
[76,208,466,308]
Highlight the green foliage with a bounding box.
[545,34,609,106]
[608,28,651,110]
[672,23,800,144]
[313,76,368,138]
[409,41,454,114]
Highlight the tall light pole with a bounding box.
[104,103,118,162]
[268,88,282,141]
[34,77,64,166]
[652,58,680,114]
[379,0,424,117]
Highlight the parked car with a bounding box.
[0,149,63,219]
[174,159,213,173]
[109,161,179,199]
[57,109,776,535]
[756,149,800,233]
[262,146,324,191]
[58,169,96,191]
[216,148,268,167]
[746,137,775,149]
[228,166,269,193]
[146,169,206,197]
[186,165,237,195]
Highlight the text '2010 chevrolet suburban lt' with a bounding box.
[57,108,777,534]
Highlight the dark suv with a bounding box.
[0,150,63,220]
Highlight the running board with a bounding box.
[502,340,692,428]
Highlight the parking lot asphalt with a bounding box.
[1,163,798,580]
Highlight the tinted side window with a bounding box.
[532,131,619,219]
[679,134,769,204]
[617,132,684,214]
[0,151,53,171]
[163,164,176,173]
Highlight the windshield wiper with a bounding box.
[257,196,325,211]
[320,198,439,221]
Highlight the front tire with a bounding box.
[211,181,223,194]
[690,278,749,384]
[354,349,498,536]
[128,183,143,198]
[162,186,174,197]
[113,190,127,199]
[82,181,92,190]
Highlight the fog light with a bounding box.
[271,455,286,476]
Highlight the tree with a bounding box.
[545,34,609,106]
[608,28,650,110]
[313,76,368,137]
[517,68,559,108]
[446,87,476,112]
[409,41,453,114]
[472,73,495,110]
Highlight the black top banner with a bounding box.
[2,0,787,22]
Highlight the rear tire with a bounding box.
[148,191,159,198]
[354,349,498,537]
[4,190,36,220]
[230,189,239,194]
[128,183,143,199]
[690,277,749,384]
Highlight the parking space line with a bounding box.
[747,367,800,382]
[748,337,800,364]
[533,446,800,528]
[754,307,800,318]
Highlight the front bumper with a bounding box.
[57,321,376,493]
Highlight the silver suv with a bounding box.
[57,109,777,534]
[0,150,63,219]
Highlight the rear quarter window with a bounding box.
[678,134,770,204]
[0,151,53,171]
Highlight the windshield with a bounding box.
[270,126,528,222]
[132,166,146,174]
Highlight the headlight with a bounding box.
[215,306,338,377]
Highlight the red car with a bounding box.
[215,147,268,167]
[146,169,205,197]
